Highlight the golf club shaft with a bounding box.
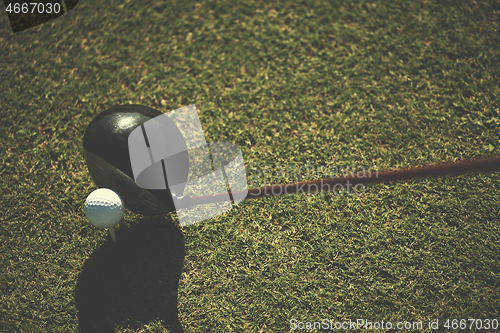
[184,155,500,206]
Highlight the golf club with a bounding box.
[85,105,500,215]
[83,104,189,215]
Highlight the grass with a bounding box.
[1,0,499,332]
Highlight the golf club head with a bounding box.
[83,104,189,215]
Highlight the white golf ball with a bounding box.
[84,188,124,228]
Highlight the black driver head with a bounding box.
[83,104,189,215]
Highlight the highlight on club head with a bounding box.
[128,105,248,226]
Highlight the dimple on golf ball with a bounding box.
[84,188,124,228]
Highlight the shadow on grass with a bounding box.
[75,216,185,332]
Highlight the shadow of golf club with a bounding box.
[75,216,185,333]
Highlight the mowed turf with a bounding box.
[1,0,499,332]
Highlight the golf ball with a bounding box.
[84,188,124,228]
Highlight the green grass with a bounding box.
[1,0,499,332]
